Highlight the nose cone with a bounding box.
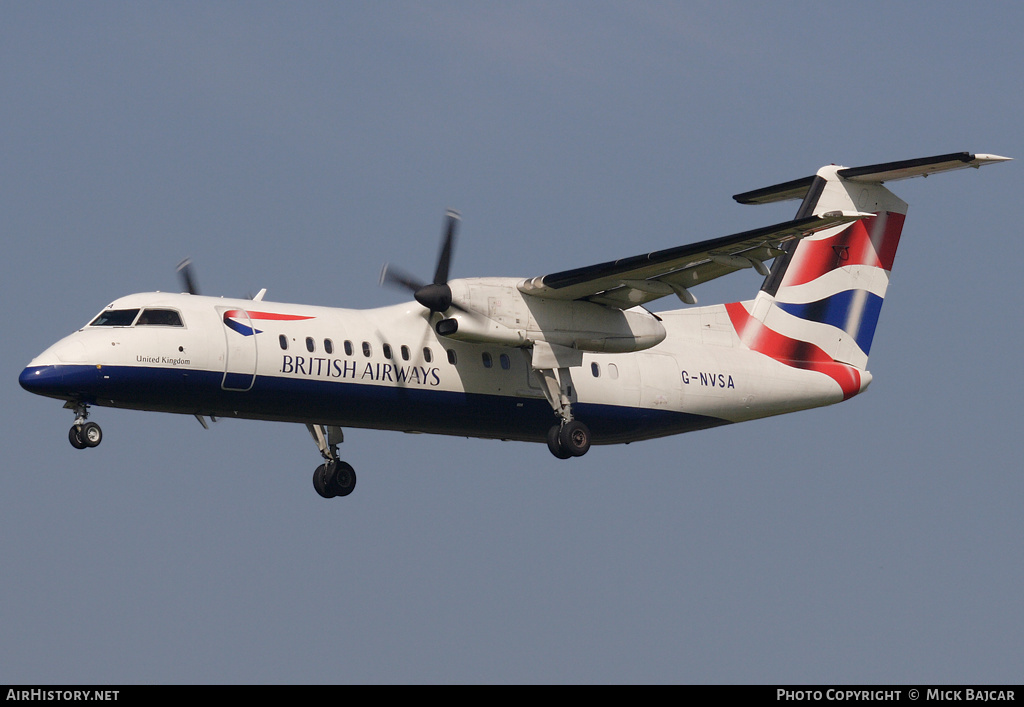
[19,365,66,398]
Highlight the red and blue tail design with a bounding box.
[726,154,1011,390]
[767,210,905,360]
[725,161,917,397]
[725,299,864,399]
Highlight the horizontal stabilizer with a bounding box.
[734,152,1011,205]
[732,175,816,206]
[838,152,1011,183]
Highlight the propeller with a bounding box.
[176,258,199,295]
[176,258,264,300]
[380,209,462,313]
[176,258,216,425]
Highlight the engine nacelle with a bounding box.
[439,277,667,353]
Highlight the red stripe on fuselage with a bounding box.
[224,310,315,322]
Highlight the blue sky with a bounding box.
[2,2,1021,683]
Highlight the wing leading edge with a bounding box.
[517,211,868,309]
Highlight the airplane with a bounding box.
[19,151,1010,498]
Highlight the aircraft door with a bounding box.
[639,353,682,410]
[219,307,258,391]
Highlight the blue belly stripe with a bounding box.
[20,364,730,445]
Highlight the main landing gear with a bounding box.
[66,402,102,450]
[534,365,592,460]
[307,424,356,498]
[547,419,591,459]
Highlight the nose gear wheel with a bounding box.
[66,402,102,450]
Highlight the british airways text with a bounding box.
[280,355,441,386]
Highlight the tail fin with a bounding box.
[727,152,1009,395]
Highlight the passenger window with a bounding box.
[400,345,410,361]
[482,352,492,368]
[423,347,433,363]
[89,309,139,327]
[383,344,392,359]
[608,363,619,380]
[591,362,601,378]
[447,349,457,365]
[324,339,334,355]
[500,354,511,370]
[279,335,288,350]
[137,309,183,327]
[306,337,315,353]
[344,340,353,356]
[362,342,372,357]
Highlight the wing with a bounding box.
[517,211,868,309]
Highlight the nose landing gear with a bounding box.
[66,402,102,450]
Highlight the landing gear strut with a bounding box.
[66,402,102,450]
[307,424,357,498]
[533,363,592,460]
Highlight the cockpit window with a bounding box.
[136,309,184,327]
[89,309,140,327]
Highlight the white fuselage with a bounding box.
[20,290,864,446]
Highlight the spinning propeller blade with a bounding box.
[433,209,459,285]
[176,259,264,300]
[379,263,425,293]
[381,210,462,313]
[176,258,199,295]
